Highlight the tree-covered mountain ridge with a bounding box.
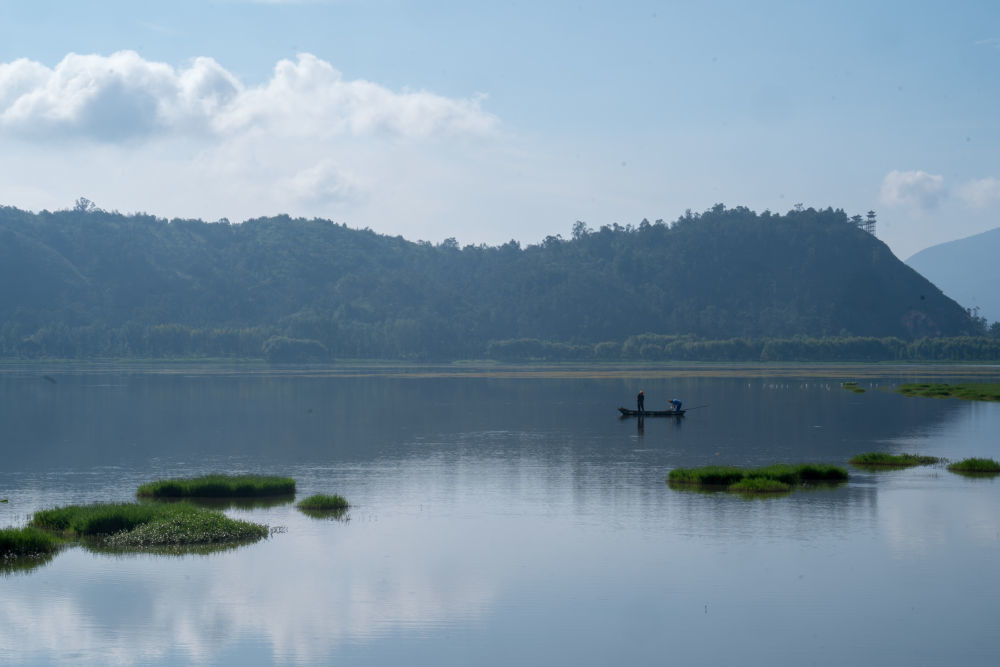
[0,202,987,360]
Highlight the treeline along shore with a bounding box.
[2,202,996,362]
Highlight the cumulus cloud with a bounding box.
[879,170,946,211]
[956,177,1000,208]
[0,51,497,144]
[279,159,368,204]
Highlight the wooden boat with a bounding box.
[618,407,685,417]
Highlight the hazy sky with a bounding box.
[1,0,997,259]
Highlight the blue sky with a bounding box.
[1,0,998,258]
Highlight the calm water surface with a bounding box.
[1,366,999,666]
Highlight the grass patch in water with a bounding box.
[842,382,866,393]
[666,466,746,487]
[1,526,63,558]
[102,509,268,549]
[136,474,295,499]
[849,452,942,468]
[668,462,847,495]
[297,494,349,511]
[728,478,791,494]
[946,458,1000,475]
[30,502,268,548]
[897,382,1000,402]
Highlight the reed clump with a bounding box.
[136,474,295,499]
[297,494,349,511]
[849,452,942,468]
[30,502,268,548]
[1,526,63,559]
[668,462,847,495]
[728,478,791,494]
[897,383,1000,402]
[946,458,1000,475]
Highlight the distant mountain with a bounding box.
[906,226,1000,324]
[0,203,979,359]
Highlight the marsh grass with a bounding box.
[849,452,942,468]
[668,462,847,495]
[31,502,171,535]
[102,510,268,549]
[728,478,791,494]
[297,494,349,511]
[296,494,350,520]
[152,496,295,511]
[136,474,296,499]
[29,502,268,549]
[842,382,866,393]
[946,458,1000,475]
[1,526,63,558]
[897,382,1000,402]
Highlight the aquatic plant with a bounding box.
[668,462,848,495]
[849,452,942,467]
[297,494,349,511]
[1,526,63,558]
[31,502,174,535]
[136,474,295,499]
[842,382,866,393]
[946,458,1000,474]
[102,510,268,549]
[30,502,268,548]
[667,466,745,487]
[728,478,791,494]
[897,383,1000,402]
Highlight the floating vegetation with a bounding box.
[946,458,1000,475]
[30,502,268,550]
[897,383,1000,402]
[842,382,866,393]
[297,494,350,520]
[136,474,296,499]
[297,494,349,511]
[102,510,268,550]
[668,463,848,495]
[728,478,792,495]
[1,526,63,559]
[155,496,296,511]
[849,452,942,468]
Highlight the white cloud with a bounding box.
[0,51,497,144]
[279,159,368,205]
[956,177,1000,209]
[879,170,946,211]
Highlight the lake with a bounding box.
[2,364,999,666]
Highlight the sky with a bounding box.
[0,0,998,260]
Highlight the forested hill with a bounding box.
[0,203,979,360]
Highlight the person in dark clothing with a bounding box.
[670,398,682,413]
[637,390,645,414]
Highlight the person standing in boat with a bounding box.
[637,390,645,415]
[670,398,682,413]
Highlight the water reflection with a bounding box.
[1,368,999,665]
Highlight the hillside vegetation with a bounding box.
[0,203,989,361]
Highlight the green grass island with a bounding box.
[28,502,268,551]
[297,494,350,511]
[849,452,942,468]
[667,463,848,495]
[896,383,1000,402]
[842,381,866,393]
[136,474,296,499]
[946,458,1000,475]
[1,525,64,560]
